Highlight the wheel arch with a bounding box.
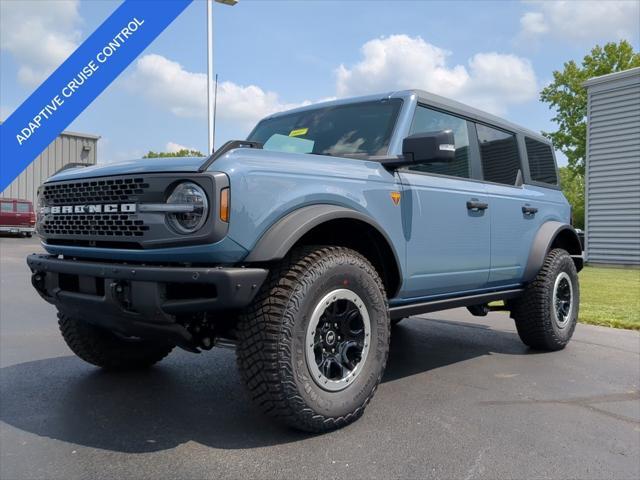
[522,221,583,283]
[243,204,403,297]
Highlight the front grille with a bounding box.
[40,213,149,237]
[38,175,155,246]
[37,172,223,250]
[41,177,150,205]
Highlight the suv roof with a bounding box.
[264,89,550,146]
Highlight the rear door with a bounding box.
[399,105,490,298]
[474,124,541,286]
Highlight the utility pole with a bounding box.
[207,0,237,154]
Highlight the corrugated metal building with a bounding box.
[584,67,640,266]
[1,130,99,206]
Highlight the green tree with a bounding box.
[559,167,585,230]
[540,40,640,175]
[143,149,204,158]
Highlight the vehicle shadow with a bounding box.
[0,315,533,453]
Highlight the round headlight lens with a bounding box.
[166,182,208,234]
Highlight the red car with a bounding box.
[0,198,36,237]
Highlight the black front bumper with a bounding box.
[27,254,267,347]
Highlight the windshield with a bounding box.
[247,99,402,158]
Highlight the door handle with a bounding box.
[522,206,538,215]
[467,200,488,211]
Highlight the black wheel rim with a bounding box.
[306,289,371,391]
[553,272,573,328]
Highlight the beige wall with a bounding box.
[1,131,99,205]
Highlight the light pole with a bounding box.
[207,0,237,153]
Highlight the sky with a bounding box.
[1,0,639,165]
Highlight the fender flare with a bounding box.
[522,221,583,283]
[244,204,402,272]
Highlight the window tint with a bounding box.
[16,203,30,213]
[476,124,521,185]
[408,106,470,178]
[525,137,557,184]
[1,202,13,213]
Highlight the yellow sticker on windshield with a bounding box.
[289,128,308,137]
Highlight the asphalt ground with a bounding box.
[1,236,639,480]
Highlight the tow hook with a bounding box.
[31,272,46,295]
[109,281,131,310]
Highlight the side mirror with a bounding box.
[403,130,455,164]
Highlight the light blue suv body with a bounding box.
[36,90,581,313]
[27,89,584,432]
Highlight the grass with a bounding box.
[578,266,640,330]
[490,266,640,330]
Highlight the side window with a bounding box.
[408,106,470,178]
[16,203,30,213]
[525,137,558,184]
[1,202,13,213]
[476,124,521,185]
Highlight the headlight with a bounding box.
[166,182,208,234]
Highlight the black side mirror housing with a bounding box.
[403,130,455,164]
[379,129,456,170]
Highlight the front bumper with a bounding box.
[27,254,267,347]
[0,225,34,234]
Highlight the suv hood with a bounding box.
[47,156,205,182]
[47,148,393,183]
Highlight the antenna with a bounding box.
[213,73,218,152]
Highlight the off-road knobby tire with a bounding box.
[236,246,390,432]
[510,248,579,351]
[58,312,174,370]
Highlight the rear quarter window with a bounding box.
[1,202,13,213]
[525,137,558,185]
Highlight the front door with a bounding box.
[399,106,490,298]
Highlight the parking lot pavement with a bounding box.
[1,236,639,480]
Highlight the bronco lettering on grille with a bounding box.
[41,203,136,214]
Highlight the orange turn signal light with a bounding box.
[219,188,229,222]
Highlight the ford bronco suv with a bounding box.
[27,90,582,432]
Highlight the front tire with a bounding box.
[58,313,174,370]
[236,246,390,432]
[511,248,579,351]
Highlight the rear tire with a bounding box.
[510,249,579,351]
[58,313,174,370]
[236,246,390,432]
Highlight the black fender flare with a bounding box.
[243,203,402,275]
[522,221,584,283]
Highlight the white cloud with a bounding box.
[0,0,82,86]
[166,141,196,153]
[465,52,538,112]
[129,36,538,126]
[129,54,308,128]
[520,12,548,36]
[336,35,537,115]
[519,1,640,42]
